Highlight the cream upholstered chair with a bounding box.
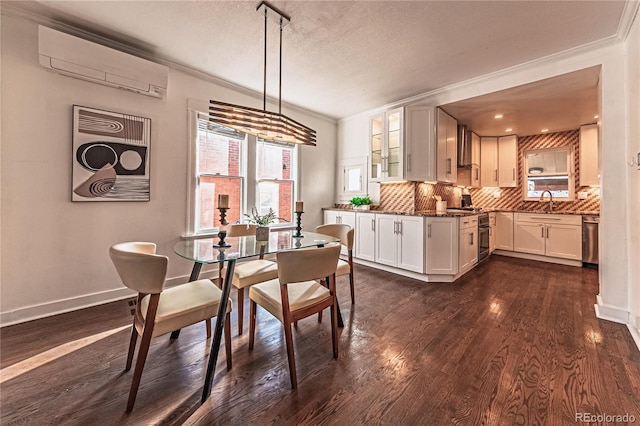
[219,224,279,335]
[315,224,355,303]
[248,243,341,389]
[109,242,232,412]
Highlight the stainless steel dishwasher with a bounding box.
[582,215,599,267]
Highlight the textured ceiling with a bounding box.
[6,1,630,124]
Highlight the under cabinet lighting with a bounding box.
[505,128,513,132]
[541,129,549,133]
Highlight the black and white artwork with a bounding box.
[72,105,151,201]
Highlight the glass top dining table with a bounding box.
[173,230,340,403]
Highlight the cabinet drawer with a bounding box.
[459,215,478,230]
[514,213,581,226]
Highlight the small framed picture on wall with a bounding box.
[71,105,151,201]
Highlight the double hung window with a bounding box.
[187,108,298,236]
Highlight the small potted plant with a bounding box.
[350,196,372,211]
[244,207,284,241]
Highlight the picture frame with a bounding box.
[72,105,151,202]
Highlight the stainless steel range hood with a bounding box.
[457,125,472,167]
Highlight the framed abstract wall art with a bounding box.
[72,105,151,201]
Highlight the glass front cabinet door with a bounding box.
[369,107,404,182]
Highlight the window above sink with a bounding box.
[523,146,575,201]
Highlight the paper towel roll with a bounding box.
[436,201,447,214]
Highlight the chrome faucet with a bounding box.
[540,190,554,211]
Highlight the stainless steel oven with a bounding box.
[478,213,490,262]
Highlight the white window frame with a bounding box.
[186,100,299,237]
[522,146,575,202]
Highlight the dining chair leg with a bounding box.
[125,324,138,371]
[126,320,155,412]
[349,271,355,304]
[224,313,232,370]
[237,287,245,335]
[206,319,212,339]
[248,300,257,350]
[283,320,298,389]
[330,276,339,358]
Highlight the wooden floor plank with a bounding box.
[1,255,639,425]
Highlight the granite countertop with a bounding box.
[323,206,599,217]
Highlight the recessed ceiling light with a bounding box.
[505,128,513,132]
[594,115,599,119]
[494,114,503,119]
[541,129,549,133]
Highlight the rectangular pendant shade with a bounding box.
[209,100,316,146]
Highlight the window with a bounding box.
[523,146,575,201]
[194,116,245,233]
[257,140,296,224]
[339,156,367,201]
[186,104,299,236]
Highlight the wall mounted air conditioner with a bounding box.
[38,25,168,99]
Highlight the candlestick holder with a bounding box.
[293,211,304,238]
[213,207,231,248]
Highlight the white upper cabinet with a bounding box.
[405,106,437,182]
[580,124,599,186]
[436,108,457,183]
[369,107,404,182]
[480,137,498,187]
[480,135,517,187]
[498,135,518,187]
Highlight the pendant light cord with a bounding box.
[279,17,283,114]
[263,7,267,111]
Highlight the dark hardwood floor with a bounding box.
[2,255,639,425]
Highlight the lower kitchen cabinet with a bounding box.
[323,210,356,228]
[354,212,375,261]
[513,213,582,261]
[489,212,496,253]
[495,212,514,251]
[425,217,458,275]
[459,215,478,273]
[375,214,424,273]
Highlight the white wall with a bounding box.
[0,14,337,325]
[337,27,637,330]
[625,11,640,343]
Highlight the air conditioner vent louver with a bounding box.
[38,25,168,99]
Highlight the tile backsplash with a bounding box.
[373,129,600,213]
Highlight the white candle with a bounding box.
[295,201,304,213]
[218,194,229,209]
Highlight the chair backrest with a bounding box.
[315,224,354,251]
[109,242,168,295]
[228,224,257,237]
[277,243,341,285]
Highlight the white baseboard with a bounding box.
[0,267,219,328]
[594,294,631,324]
[492,250,582,267]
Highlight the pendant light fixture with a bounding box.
[209,1,316,146]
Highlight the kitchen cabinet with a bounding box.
[323,210,356,229]
[580,124,599,186]
[436,108,457,183]
[513,213,582,260]
[369,107,404,182]
[480,135,518,187]
[456,131,481,188]
[480,137,498,187]
[324,210,356,256]
[459,215,478,273]
[375,214,424,273]
[354,212,376,261]
[495,212,514,251]
[488,212,497,253]
[425,216,458,275]
[405,106,437,182]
